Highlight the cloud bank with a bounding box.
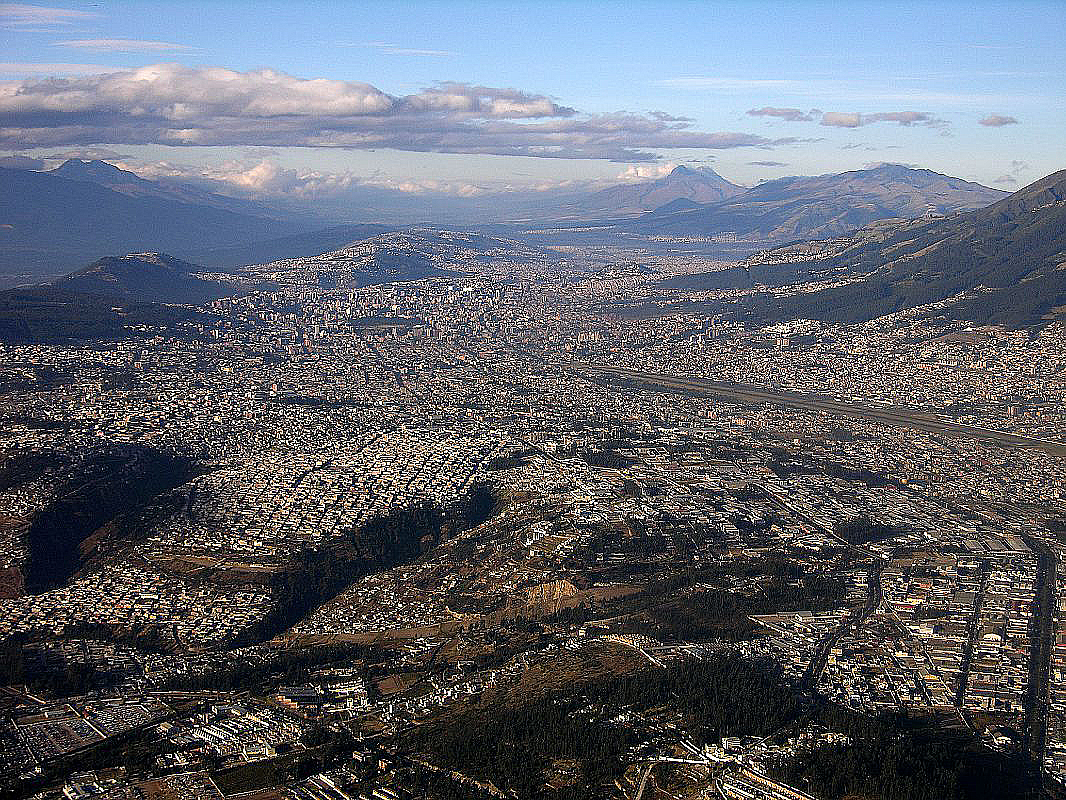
[0,63,792,160]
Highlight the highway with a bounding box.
[578,364,1066,456]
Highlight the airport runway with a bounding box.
[578,363,1066,456]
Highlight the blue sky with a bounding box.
[1,0,1063,196]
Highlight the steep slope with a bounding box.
[0,166,311,277]
[731,169,1066,327]
[53,252,234,305]
[615,165,1006,242]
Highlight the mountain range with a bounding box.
[720,169,1066,327]
[567,164,1007,244]
[1,160,1009,285]
[2,168,1062,342]
[0,162,312,280]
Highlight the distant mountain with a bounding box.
[727,169,1066,327]
[53,252,235,305]
[606,165,1006,243]
[566,166,743,217]
[52,159,161,192]
[49,159,287,218]
[0,165,314,278]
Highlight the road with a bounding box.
[632,763,655,800]
[804,561,883,687]
[1022,535,1056,770]
[955,561,990,707]
[578,364,1066,456]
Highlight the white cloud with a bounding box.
[0,62,793,160]
[616,163,677,182]
[118,157,358,197]
[54,39,194,53]
[0,3,94,30]
[361,41,457,57]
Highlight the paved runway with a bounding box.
[578,363,1066,456]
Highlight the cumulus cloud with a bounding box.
[54,39,194,53]
[0,63,790,160]
[747,107,813,122]
[979,113,1018,127]
[616,163,677,181]
[116,157,359,198]
[819,111,863,128]
[121,157,527,198]
[0,3,94,30]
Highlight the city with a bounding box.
[0,224,1064,797]
[1,1,1064,798]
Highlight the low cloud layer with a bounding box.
[115,157,608,199]
[0,63,792,160]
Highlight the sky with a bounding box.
[1,0,1064,201]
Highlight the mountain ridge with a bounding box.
[0,167,313,279]
[727,169,1066,327]
[52,251,236,305]
[612,164,1007,242]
